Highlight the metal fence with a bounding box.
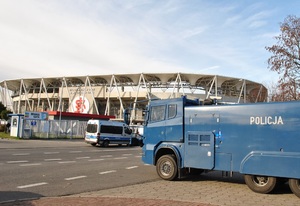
[22,119,87,139]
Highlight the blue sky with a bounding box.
[0,0,299,86]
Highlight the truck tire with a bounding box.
[289,179,300,198]
[244,175,277,194]
[156,155,178,181]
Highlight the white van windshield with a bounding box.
[87,124,97,133]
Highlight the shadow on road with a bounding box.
[0,191,43,205]
[180,171,245,184]
[180,171,293,195]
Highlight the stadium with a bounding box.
[0,73,267,123]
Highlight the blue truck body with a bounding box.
[136,96,300,197]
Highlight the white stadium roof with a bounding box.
[0,73,267,116]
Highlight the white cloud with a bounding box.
[0,0,183,78]
[180,27,208,39]
[0,0,298,85]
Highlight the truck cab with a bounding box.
[140,97,200,169]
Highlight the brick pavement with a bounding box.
[1,172,299,206]
[75,178,299,206]
[1,197,215,206]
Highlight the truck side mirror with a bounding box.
[124,109,131,125]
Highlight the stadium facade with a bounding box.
[0,73,267,123]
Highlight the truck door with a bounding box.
[146,104,167,141]
[184,131,215,169]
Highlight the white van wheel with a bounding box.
[103,140,109,147]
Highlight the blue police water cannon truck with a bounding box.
[124,96,300,197]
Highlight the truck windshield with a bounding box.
[150,105,165,122]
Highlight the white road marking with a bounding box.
[76,157,90,159]
[44,158,62,161]
[100,155,112,158]
[103,149,137,152]
[122,154,132,156]
[65,176,87,181]
[20,163,41,166]
[58,161,76,164]
[135,156,142,158]
[13,153,30,156]
[7,160,29,164]
[69,151,82,153]
[17,182,48,189]
[44,152,60,154]
[126,166,138,169]
[102,148,139,152]
[114,157,127,160]
[88,159,105,162]
[99,170,116,175]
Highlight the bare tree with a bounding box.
[266,15,300,101]
[268,79,298,101]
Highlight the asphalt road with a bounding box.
[1,139,300,206]
[0,139,159,203]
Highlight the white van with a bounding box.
[85,119,133,147]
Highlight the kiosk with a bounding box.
[9,114,24,137]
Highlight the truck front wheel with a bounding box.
[156,155,178,181]
[244,175,277,194]
[289,179,300,198]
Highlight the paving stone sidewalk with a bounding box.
[1,197,215,206]
[1,172,299,206]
